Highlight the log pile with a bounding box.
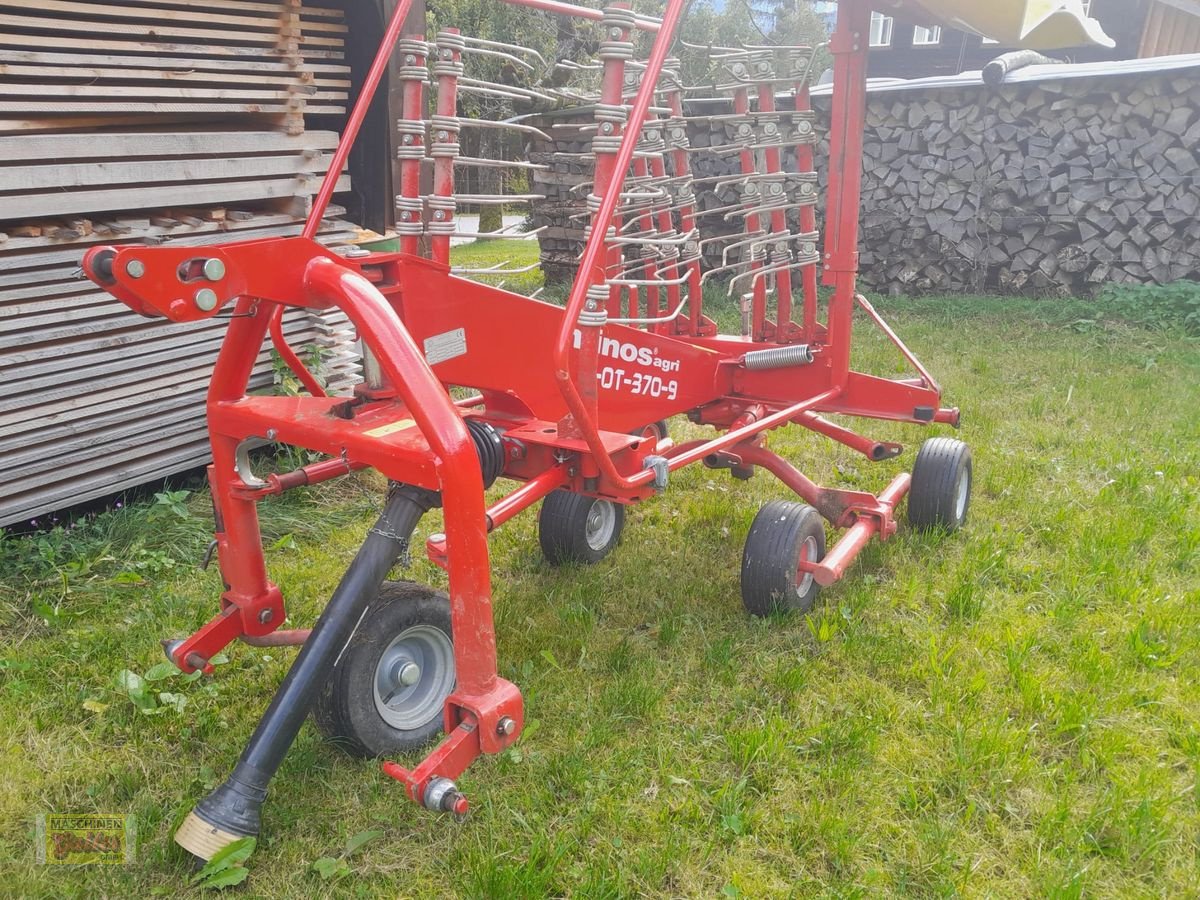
[528,119,594,284]
[842,71,1200,294]
[0,0,361,528]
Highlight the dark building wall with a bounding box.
[866,0,1151,79]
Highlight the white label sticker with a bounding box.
[423,327,467,365]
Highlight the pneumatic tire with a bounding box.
[740,501,826,617]
[312,581,454,758]
[907,437,972,532]
[538,491,624,565]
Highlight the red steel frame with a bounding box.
[82,0,959,813]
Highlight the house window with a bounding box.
[913,25,942,46]
[869,12,894,47]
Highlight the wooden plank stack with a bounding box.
[0,0,362,528]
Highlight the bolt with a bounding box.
[258,608,274,624]
[585,299,597,310]
[732,63,746,76]
[497,716,516,737]
[202,258,226,281]
[401,211,411,221]
[403,134,413,145]
[266,428,277,440]
[437,130,448,141]
[441,48,452,59]
[194,288,219,311]
[434,210,445,221]
[125,259,146,278]
[404,54,415,64]
[162,639,184,664]
[609,26,622,39]
[398,661,421,687]
[600,122,614,134]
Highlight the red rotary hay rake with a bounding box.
[81,0,972,861]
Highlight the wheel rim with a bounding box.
[794,535,818,596]
[954,467,970,521]
[584,500,617,552]
[372,624,455,731]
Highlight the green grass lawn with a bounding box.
[2,256,1198,896]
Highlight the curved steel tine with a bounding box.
[453,261,541,275]
[609,294,690,326]
[453,156,549,171]
[720,231,791,267]
[459,45,536,72]
[459,35,547,68]
[698,229,766,249]
[606,270,691,288]
[725,255,816,297]
[457,78,559,103]
[722,199,792,222]
[451,193,545,204]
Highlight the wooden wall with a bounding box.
[1140,1,1200,57]
[0,0,364,528]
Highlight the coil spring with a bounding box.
[600,6,637,30]
[435,30,465,51]
[598,40,634,61]
[397,38,429,58]
[394,195,423,233]
[743,344,815,370]
[424,196,457,234]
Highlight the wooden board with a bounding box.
[0,0,364,528]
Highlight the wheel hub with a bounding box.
[795,535,818,596]
[373,625,455,731]
[954,468,970,520]
[585,500,617,551]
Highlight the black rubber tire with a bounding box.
[907,437,973,532]
[740,501,827,617]
[312,581,454,759]
[538,490,625,565]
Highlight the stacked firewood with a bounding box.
[829,71,1200,294]
[528,119,594,284]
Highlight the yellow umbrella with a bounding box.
[874,0,1115,50]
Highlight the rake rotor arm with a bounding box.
[550,0,689,493]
